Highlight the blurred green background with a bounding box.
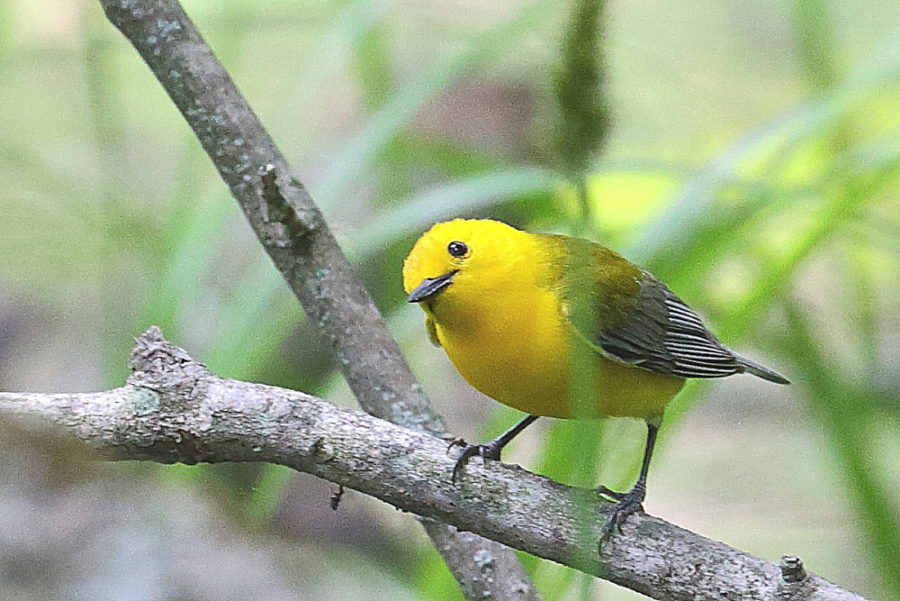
[1,0,898,600]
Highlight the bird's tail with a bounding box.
[735,354,790,385]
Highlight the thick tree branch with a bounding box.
[0,329,867,601]
[95,0,538,598]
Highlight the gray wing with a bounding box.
[596,275,745,379]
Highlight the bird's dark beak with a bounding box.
[407,271,457,303]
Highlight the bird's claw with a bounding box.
[448,438,501,483]
[598,485,646,545]
[595,485,627,502]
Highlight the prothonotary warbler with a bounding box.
[402,218,789,539]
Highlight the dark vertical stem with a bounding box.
[555,0,609,237]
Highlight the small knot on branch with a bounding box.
[259,163,318,246]
[779,555,807,583]
[127,327,210,406]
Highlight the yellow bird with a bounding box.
[402,218,788,537]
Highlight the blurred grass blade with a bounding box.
[281,0,392,112]
[137,189,235,337]
[664,150,899,424]
[840,243,879,388]
[791,0,839,91]
[353,17,393,111]
[347,167,559,261]
[720,158,899,342]
[203,265,301,379]
[629,29,900,271]
[0,143,95,210]
[779,299,900,598]
[314,0,549,206]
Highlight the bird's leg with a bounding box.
[598,420,659,542]
[449,414,539,482]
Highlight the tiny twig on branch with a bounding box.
[95,0,538,598]
[0,329,868,601]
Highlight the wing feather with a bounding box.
[594,274,744,379]
[547,238,787,383]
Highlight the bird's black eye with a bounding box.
[447,241,468,258]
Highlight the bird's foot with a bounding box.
[597,484,646,544]
[448,438,502,483]
[595,485,627,502]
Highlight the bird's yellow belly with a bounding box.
[433,291,683,420]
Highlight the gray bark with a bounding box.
[0,329,870,601]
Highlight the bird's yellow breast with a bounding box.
[427,257,683,420]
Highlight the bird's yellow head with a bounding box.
[402,219,529,308]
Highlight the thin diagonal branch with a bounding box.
[95,0,538,598]
[0,328,868,601]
